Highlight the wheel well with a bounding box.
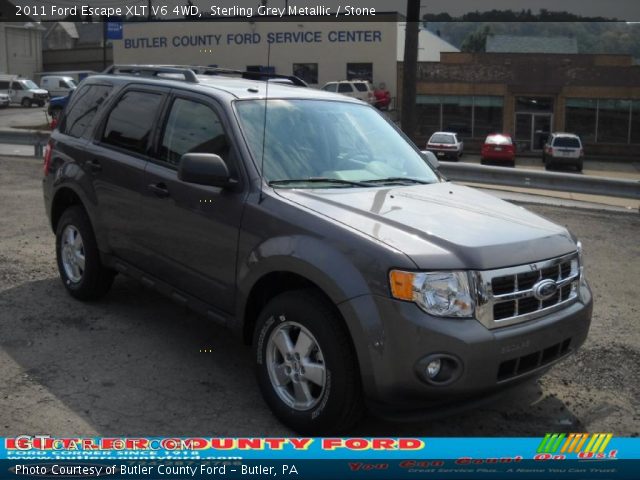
[51,188,83,232]
[242,272,337,345]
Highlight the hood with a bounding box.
[274,182,576,270]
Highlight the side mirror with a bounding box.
[421,150,440,170]
[178,153,235,188]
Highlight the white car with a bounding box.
[0,92,10,108]
[543,133,584,172]
[321,80,375,104]
[425,132,464,161]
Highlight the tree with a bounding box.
[401,0,421,139]
[460,25,492,52]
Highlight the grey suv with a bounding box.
[43,65,592,433]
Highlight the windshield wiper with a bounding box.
[269,178,373,188]
[364,177,431,185]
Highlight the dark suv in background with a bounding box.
[43,65,592,433]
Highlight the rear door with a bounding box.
[137,91,247,313]
[85,85,168,264]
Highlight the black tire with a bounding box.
[576,161,583,173]
[254,289,364,434]
[21,97,32,108]
[55,206,114,301]
[38,101,45,107]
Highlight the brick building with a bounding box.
[401,52,640,157]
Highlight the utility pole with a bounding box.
[401,0,420,139]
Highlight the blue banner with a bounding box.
[106,20,124,40]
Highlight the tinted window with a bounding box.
[322,83,337,92]
[429,134,455,144]
[12,82,23,90]
[0,81,9,89]
[553,137,581,148]
[338,83,353,93]
[102,91,163,155]
[353,83,369,92]
[60,84,112,138]
[159,98,229,167]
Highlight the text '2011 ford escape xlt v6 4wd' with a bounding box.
[43,65,592,434]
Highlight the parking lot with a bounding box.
[0,154,638,437]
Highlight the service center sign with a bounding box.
[123,30,383,49]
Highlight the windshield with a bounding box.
[235,99,439,187]
[21,80,39,90]
[67,79,77,88]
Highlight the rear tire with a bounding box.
[254,290,364,434]
[576,161,583,173]
[55,206,115,301]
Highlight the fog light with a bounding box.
[426,359,441,379]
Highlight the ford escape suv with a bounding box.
[43,65,592,434]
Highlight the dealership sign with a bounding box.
[123,30,383,49]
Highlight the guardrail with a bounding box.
[0,130,638,201]
[0,129,50,157]
[439,162,640,201]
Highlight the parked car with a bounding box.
[0,92,10,108]
[40,75,77,98]
[43,65,592,434]
[481,133,516,166]
[373,83,391,110]
[321,80,375,104]
[425,132,464,160]
[47,93,72,119]
[0,75,49,107]
[543,133,584,172]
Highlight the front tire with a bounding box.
[56,206,114,300]
[254,290,363,434]
[21,98,32,108]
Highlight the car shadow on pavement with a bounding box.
[0,276,584,437]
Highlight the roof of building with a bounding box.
[397,24,460,62]
[486,35,578,54]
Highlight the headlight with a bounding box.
[389,270,474,317]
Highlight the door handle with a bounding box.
[85,159,102,173]
[147,182,170,198]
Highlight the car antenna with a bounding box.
[259,42,271,203]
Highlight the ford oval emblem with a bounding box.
[532,278,558,301]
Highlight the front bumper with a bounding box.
[338,280,592,414]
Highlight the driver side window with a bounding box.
[159,98,230,168]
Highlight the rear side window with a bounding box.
[338,83,354,93]
[553,137,581,148]
[353,83,369,92]
[101,91,163,155]
[0,81,9,89]
[322,83,337,92]
[60,84,112,138]
[159,98,229,166]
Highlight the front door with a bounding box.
[138,92,246,314]
[515,113,553,151]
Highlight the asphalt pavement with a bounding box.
[0,154,638,437]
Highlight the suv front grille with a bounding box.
[474,252,581,329]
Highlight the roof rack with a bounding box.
[186,66,308,87]
[102,64,308,87]
[102,65,199,83]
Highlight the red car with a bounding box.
[481,134,516,166]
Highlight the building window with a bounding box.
[565,98,637,144]
[346,63,372,82]
[442,96,473,138]
[292,63,318,84]
[632,101,640,144]
[515,96,554,113]
[565,99,597,143]
[473,96,504,138]
[416,95,503,139]
[597,99,631,144]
